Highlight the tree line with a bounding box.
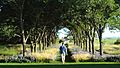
[0,0,120,56]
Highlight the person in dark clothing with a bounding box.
[59,42,67,64]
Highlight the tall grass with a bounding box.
[0,44,18,55]
[32,48,59,62]
[95,38,120,55]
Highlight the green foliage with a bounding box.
[0,24,16,37]
[109,16,120,29]
[0,0,120,60]
[108,1,120,29]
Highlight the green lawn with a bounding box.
[0,38,120,64]
[0,44,18,55]
[94,38,120,55]
[94,38,117,46]
[0,62,120,68]
[0,62,120,65]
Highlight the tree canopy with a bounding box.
[0,0,119,56]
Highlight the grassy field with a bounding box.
[0,38,120,63]
[94,38,117,46]
[0,63,120,68]
[0,44,18,55]
[0,38,119,56]
[0,62,120,65]
[94,38,120,55]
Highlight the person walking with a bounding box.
[59,42,67,64]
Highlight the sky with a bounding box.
[57,27,120,39]
[57,28,70,39]
[102,27,120,38]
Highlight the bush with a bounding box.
[71,53,120,62]
[32,53,52,63]
[89,56,105,62]
[71,53,92,62]
[105,56,120,62]
[0,47,59,63]
[59,40,63,43]
[114,38,120,44]
[0,55,36,63]
[31,48,58,63]
[88,55,120,62]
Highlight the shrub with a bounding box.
[105,56,120,62]
[31,48,58,63]
[114,38,120,44]
[89,55,120,62]
[32,53,51,63]
[59,40,63,43]
[0,55,6,63]
[0,55,36,63]
[71,53,92,62]
[89,55,105,62]
[0,47,59,63]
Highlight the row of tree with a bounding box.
[0,0,120,56]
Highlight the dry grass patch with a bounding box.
[95,44,120,55]
[32,48,59,62]
[71,53,92,62]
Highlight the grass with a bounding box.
[94,38,117,46]
[94,38,120,55]
[0,44,18,55]
[103,44,120,54]
[102,38,117,45]
[0,62,120,68]
[0,38,120,63]
[95,44,120,55]
[32,47,59,62]
[0,62,119,65]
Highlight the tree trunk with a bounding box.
[88,36,91,53]
[34,42,38,52]
[20,0,26,57]
[30,41,33,53]
[76,33,79,46]
[73,33,77,46]
[98,25,103,56]
[50,36,53,46]
[43,37,46,50]
[99,32,103,55]
[73,35,76,45]
[45,33,48,49]
[39,40,43,52]
[99,36,102,55]
[91,28,95,54]
[91,39,94,54]
[82,40,85,51]
[22,34,26,57]
[85,38,87,51]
